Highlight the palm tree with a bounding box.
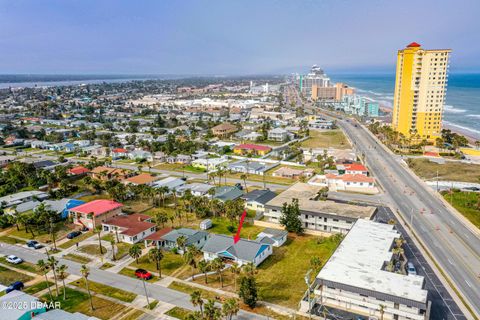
[211,257,225,287]
[37,259,53,300]
[198,259,210,284]
[379,304,386,320]
[155,212,168,228]
[230,264,241,291]
[148,248,164,278]
[129,244,142,264]
[110,239,116,261]
[81,265,94,311]
[222,298,240,320]
[176,235,187,254]
[47,256,60,297]
[94,225,104,255]
[240,174,248,192]
[190,290,204,318]
[184,246,198,280]
[57,264,68,300]
[242,262,257,277]
[204,299,222,320]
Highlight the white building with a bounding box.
[310,219,429,320]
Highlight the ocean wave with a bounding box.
[444,105,467,113]
[443,121,480,137]
[466,114,480,118]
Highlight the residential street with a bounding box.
[0,243,268,320]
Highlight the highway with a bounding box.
[338,118,480,318]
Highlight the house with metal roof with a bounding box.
[242,189,277,216]
[0,290,47,319]
[256,228,288,247]
[202,234,272,267]
[156,228,209,253]
[213,186,244,202]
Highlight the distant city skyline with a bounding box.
[1,0,479,75]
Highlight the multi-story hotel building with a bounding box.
[392,42,451,142]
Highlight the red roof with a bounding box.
[68,166,90,175]
[234,144,272,152]
[112,148,128,153]
[407,42,421,48]
[144,227,174,241]
[424,151,440,157]
[71,200,123,216]
[344,163,368,172]
[104,214,155,236]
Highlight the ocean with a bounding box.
[330,73,480,140]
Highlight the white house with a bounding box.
[102,213,156,244]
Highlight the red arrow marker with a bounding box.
[233,210,247,244]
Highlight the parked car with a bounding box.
[67,231,82,239]
[6,281,24,293]
[80,226,89,232]
[6,255,23,264]
[26,240,44,249]
[135,268,152,280]
[407,262,417,276]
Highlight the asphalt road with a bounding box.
[338,119,480,318]
[0,243,267,320]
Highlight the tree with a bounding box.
[198,259,210,284]
[35,203,58,250]
[211,257,225,287]
[190,290,204,318]
[155,212,168,228]
[129,244,142,264]
[37,259,53,300]
[204,299,222,320]
[57,264,68,300]
[230,264,241,291]
[94,225,104,255]
[222,298,240,320]
[148,247,164,278]
[279,198,304,234]
[48,256,60,297]
[184,246,199,280]
[176,235,187,253]
[240,174,248,192]
[239,275,258,308]
[110,239,116,261]
[81,265,94,311]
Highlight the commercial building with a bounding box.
[312,219,429,320]
[264,183,376,234]
[300,65,331,96]
[392,42,451,142]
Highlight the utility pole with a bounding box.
[141,276,151,309]
[304,269,313,320]
[436,170,439,192]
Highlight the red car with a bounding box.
[135,268,152,280]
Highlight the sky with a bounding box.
[0,0,479,75]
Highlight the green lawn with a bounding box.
[24,281,54,294]
[166,306,193,319]
[41,287,127,320]
[6,221,74,244]
[407,158,480,183]
[128,251,184,277]
[300,129,350,149]
[0,235,23,245]
[0,257,42,274]
[78,244,106,256]
[208,217,263,239]
[0,265,34,286]
[70,280,137,303]
[99,262,115,270]
[442,191,480,228]
[63,253,92,264]
[256,234,341,308]
[58,232,94,249]
[145,299,159,310]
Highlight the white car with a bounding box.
[6,255,23,264]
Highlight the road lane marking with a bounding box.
[448,258,455,265]
[465,280,472,288]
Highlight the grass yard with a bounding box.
[24,281,54,294]
[145,299,159,310]
[300,129,350,149]
[41,287,127,320]
[166,306,193,319]
[99,262,115,270]
[442,190,480,228]
[225,171,295,186]
[407,158,480,183]
[121,309,146,320]
[128,251,184,277]
[0,265,34,286]
[208,217,263,239]
[70,279,137,303]
[0,235,22,244]
[259,234,340,308]
[78,244,107,256]
[63,253,92,264]
[58,232,94,249]
[0,257,42,274]
[6,221,74,243]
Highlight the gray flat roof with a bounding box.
[317,219,428,304]
[266,183,375,219]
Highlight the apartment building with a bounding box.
[312,219,429,320]
[392,42,451,142]
[264,183,376,234]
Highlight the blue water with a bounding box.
[330,73,480,139]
